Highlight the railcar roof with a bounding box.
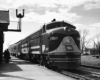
[9,39,23,47]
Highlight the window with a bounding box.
[46,21,76,30]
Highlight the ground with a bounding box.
[81,55,100,68]
[0,56,75,80]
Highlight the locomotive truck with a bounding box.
[8,20,81,69]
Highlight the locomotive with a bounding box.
[8,20,81,69]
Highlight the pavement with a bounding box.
[0,56,75,80]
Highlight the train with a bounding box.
[8,20,81,69]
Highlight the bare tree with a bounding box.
[92,34,100,55]
[79,29,90,53]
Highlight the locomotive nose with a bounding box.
[62,36,81,53]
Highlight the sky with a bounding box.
[0,0,99,50]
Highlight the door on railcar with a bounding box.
[29,37,41,63]
[39,25,50,65]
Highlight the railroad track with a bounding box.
[51,66,100,80]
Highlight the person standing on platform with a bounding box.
[4,49,10,63]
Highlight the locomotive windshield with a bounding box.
[46,21,76,30]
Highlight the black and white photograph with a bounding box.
[0,0,99,80]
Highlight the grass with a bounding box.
[81,55,100,68]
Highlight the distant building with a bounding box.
[83,48,91,55]
[83,47,98,55]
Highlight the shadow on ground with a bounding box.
[0,56,35,80]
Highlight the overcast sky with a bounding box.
[1,0,100,50]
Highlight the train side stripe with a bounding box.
[31,51,40,54]
[31,46,40,49]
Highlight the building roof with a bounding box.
[0,10,9,24]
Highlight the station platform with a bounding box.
[0,56,75,80]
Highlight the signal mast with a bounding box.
[8,9,25,31]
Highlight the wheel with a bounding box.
[39,56,44,66]
[44,60,51,69]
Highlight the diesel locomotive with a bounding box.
[8,20,81,69]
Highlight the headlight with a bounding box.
[50,37,58,40]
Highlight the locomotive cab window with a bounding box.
[46,21,76,30]
[46,22,61,30]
